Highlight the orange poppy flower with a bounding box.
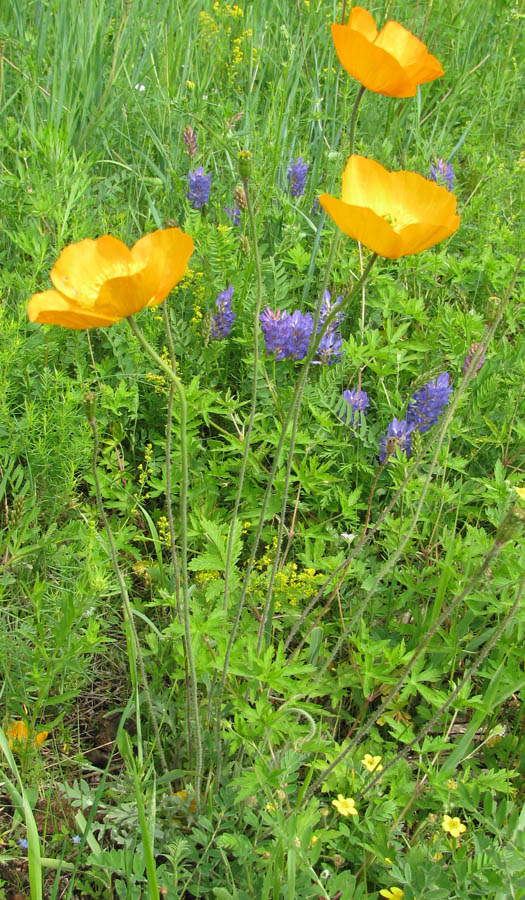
[28,227,194,329]
[331,6,444,97]
[319,155,460,259]
[6,720,48,750]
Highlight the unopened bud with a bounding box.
[83,390,97,421]
[238,149,252,179]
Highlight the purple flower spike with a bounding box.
[224,205,241,226]
[287,157,309,198]
[380,417,414,463]
[188,166,211,209]
[316,329,343,365]
[211,285,235,339]
[260,307,290,359]
[430,158,455,192]
[463,342,485,375]
[407,372,453,433]
[183,125,198,159]
[339,389,369,428]
[286,310,314,360]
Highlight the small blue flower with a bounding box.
[406,372,453,433]
[287,157,309,198]
[188,166,211,209]
[379,417,414,463]
[18,838,28,850]
[316,329,343,365]
[72,834,82,845]
[211,285,235,339]
[430,158,455,192]
[224,205,241,225]
[339,389,369,428]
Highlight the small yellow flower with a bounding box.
[332,794,358,817]
[515,486,525,499]
[379,889,404,900]
[362,753,383,773]
[442,814,466,838]
[384,857,392,865]
[447,778,458,790]
[311,834,318,846]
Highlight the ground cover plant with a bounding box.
[0,0,524,898]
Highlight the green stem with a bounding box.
[348,84,366,156]
[256,252,378,652]
[88,413,167,775]
[214,173,264,790]
[161,302,192,771]
[126,315,202,811]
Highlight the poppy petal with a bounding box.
[348,6,378,41]
[331,24,415,97]
[28,290,119,329]
[331,6,444,97]
[319,194,400,257]
[376,21,444,83]
[50,236,143,308]
[131,228,195,310]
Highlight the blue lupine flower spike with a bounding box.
[380,417,414,463]
[406,372,453,433]
[430,158,455,192]
[287,157,309,198]
[339,389,369,428]
[211,285,235,339]
[188,166,211,209]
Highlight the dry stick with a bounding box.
[161,302,192,772]
[87,409,168,776]
[356,573,525,802]
[306,529,509,799]
[126,315,203,810]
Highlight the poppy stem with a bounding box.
[87,409,168,777]
[348,84,366,156]
[126,315,203,812]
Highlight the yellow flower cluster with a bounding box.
[157,515,172,548]
[194,570,221,585]
[137,443,153,486]
[248,540,325,610]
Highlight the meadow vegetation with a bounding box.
[0,1,524,898]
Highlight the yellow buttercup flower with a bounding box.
[379,888,404,899]
[442,814,466,838]
[362,753,383,773]
[28,228,194,329]
[332,794,358,817]
[320,155,460,259]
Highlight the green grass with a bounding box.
[0,0,524,898]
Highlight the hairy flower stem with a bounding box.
[126,315,202,811]
[161,302,192,770]
[256,251,378,653]
[222,176,264,613]
[312,254,524,685]
[306,529,513,798]
[214,252,378,783]
[348,84,366,156]
[212,173,265,791]
[357,574,525,801]
[88,413,168,775]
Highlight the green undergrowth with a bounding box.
[0,0,524,898]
